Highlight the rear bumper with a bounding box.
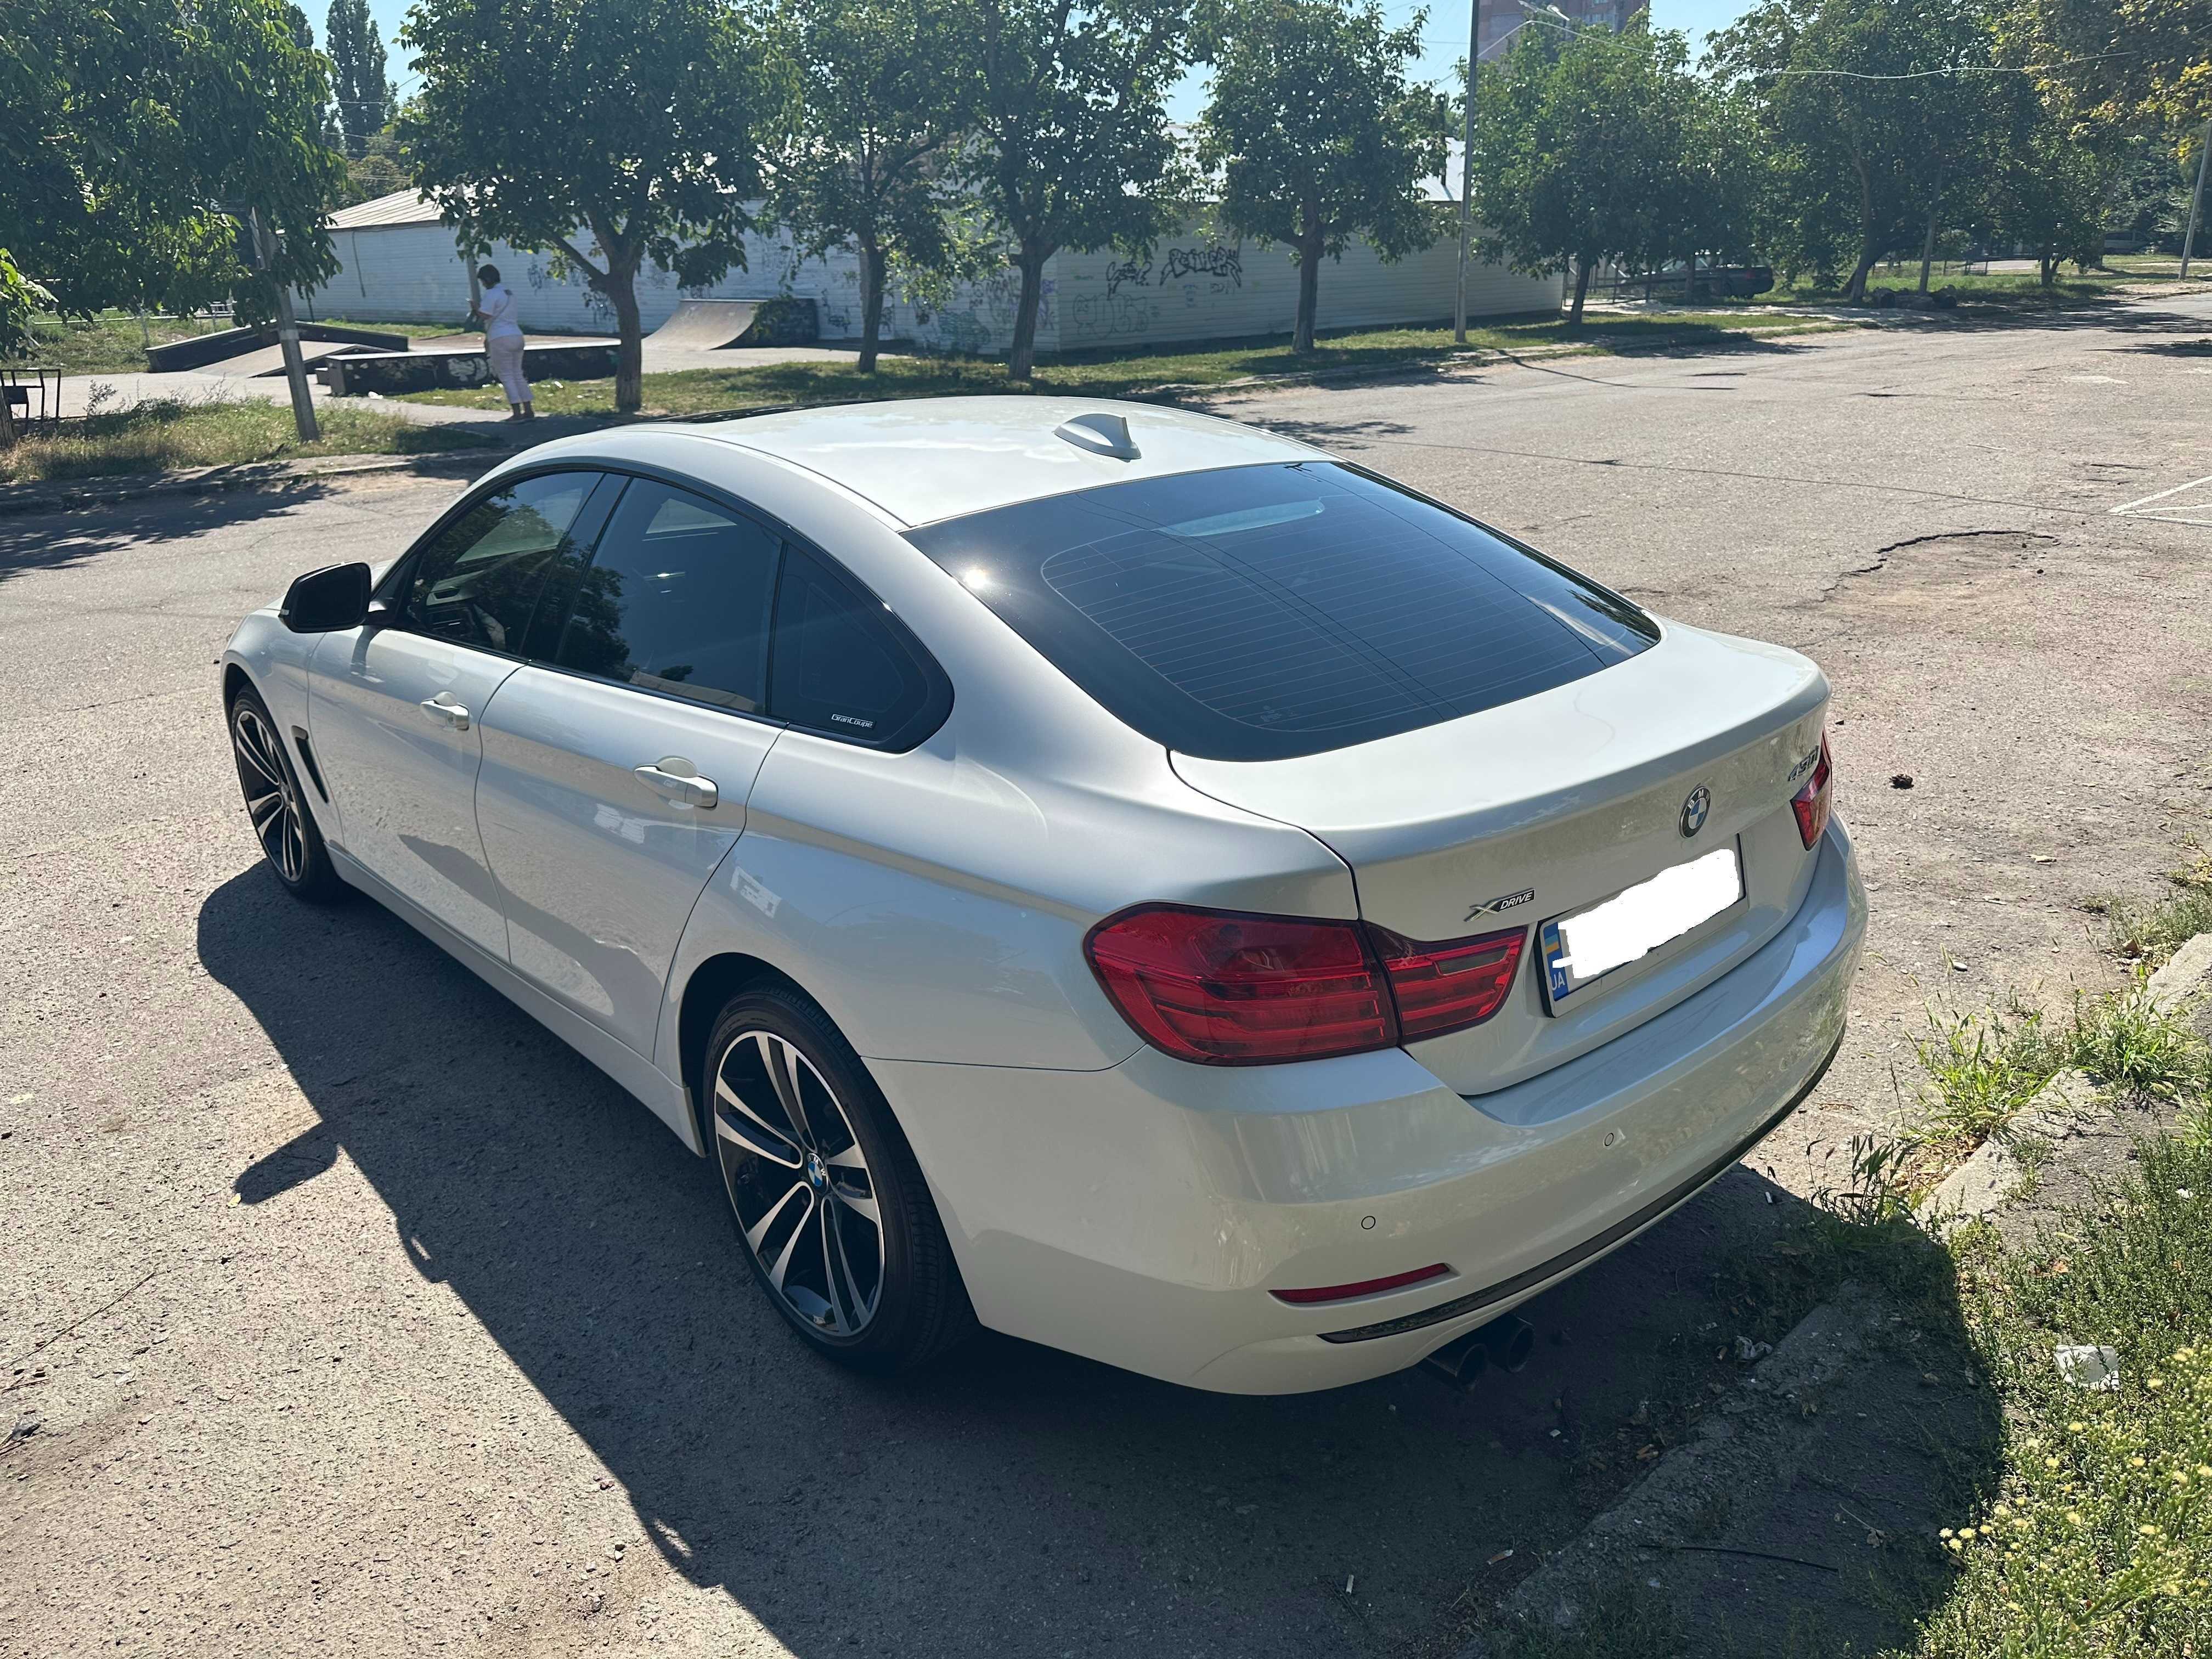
[876,819,1866,1393]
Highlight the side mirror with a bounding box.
[279,562,372,633]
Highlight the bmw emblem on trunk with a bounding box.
[1680,787,1712,838]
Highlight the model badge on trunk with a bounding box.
[1465,887,1536,922]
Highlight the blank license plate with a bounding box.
[1539,843,1743,1011]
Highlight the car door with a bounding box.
[308,469,611,958]
[473,476,787,1056]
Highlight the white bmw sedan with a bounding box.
[220,397,1863,1393]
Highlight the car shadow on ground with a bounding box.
[196,866,1995,1657]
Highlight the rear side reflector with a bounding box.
[1370,926,1526,1040]
[1271,1263,1450,1305]
[1791,732,1833,849]
[1084,906,1396,1065]
[1085,905,1525,1065]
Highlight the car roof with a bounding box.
[664,396,1321,527]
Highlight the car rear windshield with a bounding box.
[905,462,1659,761]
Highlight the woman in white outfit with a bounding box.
[474,265,532,421]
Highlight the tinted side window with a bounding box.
[769,547,949,748]
[400,471,602,654]
[550,481,782,713]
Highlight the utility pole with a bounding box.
[252,210,320,442]
[1453,0,1481,343]
[2183,117,2211,279]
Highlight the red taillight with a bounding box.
[1271,1263,1450,1305]
[1369,925,1526,1040]
[1791,733,1833,849]
[1084,905,1525,1066]
[1084,906,1396,1064]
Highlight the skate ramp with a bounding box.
[645,299,763,351]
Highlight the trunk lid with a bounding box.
[1171,622,1829,1097]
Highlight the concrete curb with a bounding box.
[1916,932,2212,1228]
[1457,1285,1892,1656]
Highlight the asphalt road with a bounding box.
[4,293,2210,1658]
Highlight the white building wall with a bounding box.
[303,218,1560,350]
[1048,228,1561,353]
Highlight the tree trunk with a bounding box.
[1568,258,1592,326]
[1918,158,1945,295]
[1007,241,1050,382]
[607,264,642,415]
[1293,211,1325,353]
[1844,243,1878,304]
[0,389,16,451]
[857,235,887,375]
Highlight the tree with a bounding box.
[1477,20,1741,323]
[326,0,394,159]
[963,0,1193,380]
[766,0,981,374]
[1709,0,2005,302]
[2023,0,2212,136]
[402,0,771,414]
[1195,0,1449,353]
[1994,82,2117,284]
[0,0,343,322]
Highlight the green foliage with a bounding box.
[2020,0,2212,135]
[0,251,56,359]
[1195,0,1449,352]
[1709,0,2010,301]
[0,0,344,320]
[400,0,771,412]
[325,0,393,159]
[1476,20,1752,323]
[962,0,1194,379]
[765,0,984,373]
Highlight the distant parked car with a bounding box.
[219,398,1864,1393]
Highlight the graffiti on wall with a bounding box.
[1071,243,1244,341]
[921,269,1049,356]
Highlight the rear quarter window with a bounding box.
[905,462,1657,761]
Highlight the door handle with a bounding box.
[635,760,719,809]
[420,693,470,731]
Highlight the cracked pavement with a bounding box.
[4,291,2211,1657]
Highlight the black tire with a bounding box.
[704,986,974,1373]
[227,685,345,904]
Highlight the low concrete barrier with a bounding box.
[322,341,619,396]
[148,322,412,373]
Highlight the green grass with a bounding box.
[0,394,482,484]
[1905,980,2210,1155]
[394,310,1846,416]
[1887,1131,2212,1656]
[5,309,233,374]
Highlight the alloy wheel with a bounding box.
[231,703,306,884]
[713,1031,884,1337]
